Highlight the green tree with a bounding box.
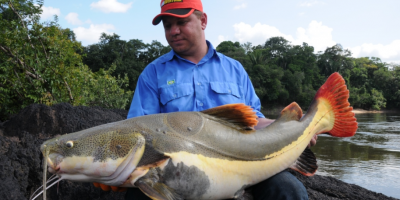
[317,44,353,79]
[216,41,244,54]
[370,88,386,110]
[82,34,170,91]
[216,40,250,67]
[248,49,268,66]
[347,57,392,110]
[0,0,132,120]
[390,65,400,108]
[250,64,285,103]
[262,37,292,70]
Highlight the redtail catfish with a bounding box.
[35,73,357,200]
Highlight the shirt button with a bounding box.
[173,94,177,98]
[228,89,231,93]
[199,102,203,106]
[197,82,201,85]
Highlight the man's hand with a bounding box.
[308,134,318,148]
[255,118,318,148]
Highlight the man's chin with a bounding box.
[171,46,189,54]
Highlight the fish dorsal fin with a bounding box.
[290,148,318,176]
[277,102,303,122]
[201,103,258,130]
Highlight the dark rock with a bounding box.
[0,132,43,200]
[4,103,128,138]
[0,103,397,200]
[289,169,398,200]
[48,181,125,200]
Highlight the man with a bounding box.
[125,0,315,199]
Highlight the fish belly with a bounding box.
[164,147,304,200]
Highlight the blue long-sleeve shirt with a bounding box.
[127,41,264,119]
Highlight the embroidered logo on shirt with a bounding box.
[167,79,175,85]
[160,0,183,8]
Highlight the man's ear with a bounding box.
[200,12,207,30]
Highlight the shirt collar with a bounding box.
[161,40,218,64]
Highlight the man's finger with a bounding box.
[308,135,318,148]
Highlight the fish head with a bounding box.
[40,125,146,185]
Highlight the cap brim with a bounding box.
[152,8,195,25]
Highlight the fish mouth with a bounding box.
[53,148,144,185]
[46,153,63,174]
[48,165,60,174]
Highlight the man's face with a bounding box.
[162,13,205,56]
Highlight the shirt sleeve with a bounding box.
[240,64,265,119]
[127,65,160,119]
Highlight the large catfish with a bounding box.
[36,72,357,200]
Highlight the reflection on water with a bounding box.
[265,113,400,199]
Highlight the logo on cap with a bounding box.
[160,0,183,8]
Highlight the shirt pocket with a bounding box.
[159,83,193,105]
[210,82,242,99]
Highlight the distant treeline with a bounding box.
[81,34,400,112]
[215,39,400,111]
[1,0,399,121]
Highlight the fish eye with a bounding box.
[66,141,74,148]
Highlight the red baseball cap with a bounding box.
[152,0,203,25]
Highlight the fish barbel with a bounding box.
[37,72,357,200]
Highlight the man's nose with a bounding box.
[169,24,180,35]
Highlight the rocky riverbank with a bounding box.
[0,103,397,200]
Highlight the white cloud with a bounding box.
[40,6,61,20]
[233,22,294,46]
[233,3,247,10]
[91,0,133,13]
[73,24,115,44]
[300,1,324,7]
[65,13,83,25]
[232,20,335,52]
[294,21,336,52]
[349,40,400,63]
[218,35,227,43]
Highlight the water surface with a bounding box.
[265,112,400,199]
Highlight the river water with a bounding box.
[265,112,400,199]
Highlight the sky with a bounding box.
[39,0,400,64]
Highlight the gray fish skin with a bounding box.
[118,109,313,161]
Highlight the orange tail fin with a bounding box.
[313,72,358,137]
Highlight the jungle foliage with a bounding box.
[1,0,399,121]
[0,0,132,120]
[82,33,171,91]
[216,39,400,111]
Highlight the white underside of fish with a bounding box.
[164,143,307,199]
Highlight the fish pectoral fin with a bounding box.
[136,178,181,200]
[290,148,318,176]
